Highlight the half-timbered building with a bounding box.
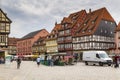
[57,10,87,55]
[0,9,12,49]
[46,23,61,54]
[73,7,117,57]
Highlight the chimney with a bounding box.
[89,9,91,13]
[55,21,57,25]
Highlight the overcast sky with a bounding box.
[0,0,120,38]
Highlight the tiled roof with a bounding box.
[51,23,61,33]
[74,7,115,37]
[69,10,85,19]
[59,10,87,31]
[71,10,87,35]
[21,29,45,39]
[46,24,61,40]
[115,22,120,31]
[61,17,72,24]
[61,11,81,26]
[37,36,46,42]
[33,36,46,46]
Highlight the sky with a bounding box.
[0,0,120,38]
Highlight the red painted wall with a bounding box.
[17,29,49,56]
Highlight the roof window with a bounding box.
[105,21,108,24]
[82,30,85,33]
[84,18,90,25]
[88,29,91,32]
[92,21,95,24]
[84,23,86,26]
[111,22,113,25]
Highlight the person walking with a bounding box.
[50,57,54,66]
[16,57,21,69]
[114,55,119,68]
[36,57,41,67]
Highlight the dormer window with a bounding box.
[53,35,55,38]
[65,24,68,27]
[48,36,51,38]
[55,34,57,38]
[62,25,64,28]
[54,30,56,33]
[84,23,86,26]
[111,22,113,25]
[52,31,55,34]
[72,16,76,20]
[105,21,108,24]
[88,29,91,32]
[84,18,89,25]
[82,30,85,33]
[92,21,95,24]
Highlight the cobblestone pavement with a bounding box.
[0,61,120,80]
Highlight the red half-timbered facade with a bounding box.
[57,10,87,55]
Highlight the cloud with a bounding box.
[1,0,120,38]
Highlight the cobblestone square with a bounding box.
[0,61,120,80]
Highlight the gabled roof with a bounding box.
[74,7,116,37]
[116,22,120,31]
[46,23,61,40]
[69,10,86,19]
[51,23,61,33]
[36,36,46,43]
[61,17,72,24]
[21,29,46,39]
[59,10,87,31]
[0,8,12,23]
[71,10,87,35]
[33,36,46,46]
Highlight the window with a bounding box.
[65,24,68,27]
[0,23,5,31]
[111,22,113,25]
[77,23,80,27]
[105,21,108,24]
[65,30,70,34]
[92,21,94,24]
[59,31,64,35]
[84,23,86,26]
[88,29,91,32]
[62,25,64,28]
[111,31,113,34]
[118,42,120,47]
[105,30,107,33]
[53,35,55,38]
[82,30,85,33]
[101,29,103,33]
[0,35,6,43]
[96,54,100,58]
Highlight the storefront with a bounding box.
[0,50,5,64]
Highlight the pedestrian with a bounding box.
[36,57,41,67]
[74,53,78,64]
[114,55,119,68]
[16,57,21,69]
[50,57,54,66]
[0,57,4,64]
